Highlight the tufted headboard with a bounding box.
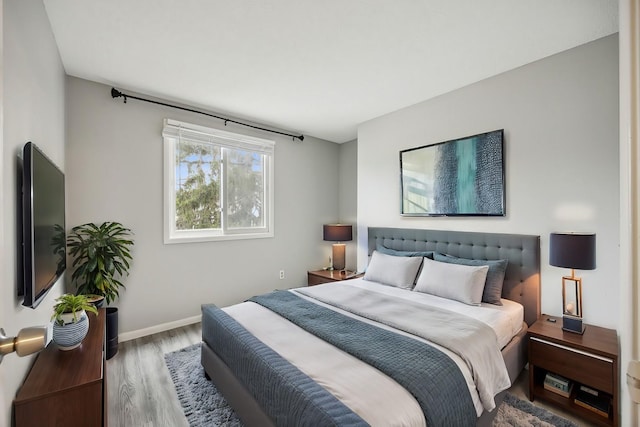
[368,227,541,326]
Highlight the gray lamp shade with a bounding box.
[549,232,596,270]
[323,224,352,242]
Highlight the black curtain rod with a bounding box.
[110,88,304,141]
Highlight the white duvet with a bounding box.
[223,279,523,427]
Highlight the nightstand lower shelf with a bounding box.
[530,368,613,426]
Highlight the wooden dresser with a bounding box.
[14,308,107,426]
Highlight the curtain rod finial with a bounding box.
[111,88,127,103]
[298,135,304,142]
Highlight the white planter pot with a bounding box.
[52,310,89,350]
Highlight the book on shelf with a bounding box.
[544,380,573,398]
[544,372,572,393]
[578,384,600,396]
[574,387,611,418]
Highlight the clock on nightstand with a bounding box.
[307,270,363,286]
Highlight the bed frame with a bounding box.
[201,227,541,427]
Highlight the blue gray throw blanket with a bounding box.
[202,304,368,427]
[249,290,477,426]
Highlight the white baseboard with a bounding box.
[118,314,202,342]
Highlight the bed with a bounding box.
[201,227,541,426]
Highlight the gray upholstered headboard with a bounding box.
[368,227,541,326]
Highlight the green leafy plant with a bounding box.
[51,293,98,325]
[67,221,134,304]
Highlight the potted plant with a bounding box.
[51,293,98,350]
[66,221,134,359]
[66,221,134,304]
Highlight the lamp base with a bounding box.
[562,315,586,334]
[331,243,346,271]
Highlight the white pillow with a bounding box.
[363,250,423,289]
[414,257,489,305]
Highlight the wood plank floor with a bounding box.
[107,323,201,427]
[107,323,597,427]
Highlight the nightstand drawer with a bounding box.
[530,337,614,393]
[307,270,363,286]
[308,273,330,286]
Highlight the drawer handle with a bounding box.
[531,337,613,363]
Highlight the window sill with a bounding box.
[164,230,273,244]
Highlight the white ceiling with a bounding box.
[42,0,618,143]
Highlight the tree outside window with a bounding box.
[164,119,274,243]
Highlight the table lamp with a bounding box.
[323,224,352,271]
[549,232,596,334]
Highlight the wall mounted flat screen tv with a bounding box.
[400,129,505,217]
[22,141,66,308]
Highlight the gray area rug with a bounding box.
[165,343,577,427]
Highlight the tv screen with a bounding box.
[22,141,66,308]
[400,129,505,216]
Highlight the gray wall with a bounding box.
[66,77,342,336]
[357,35,619,329]
[1,0,67,423]
[339,139,358,270]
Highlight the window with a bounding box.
[163,119,274,243]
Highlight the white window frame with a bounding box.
[163,119,275,244]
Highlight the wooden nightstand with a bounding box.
[528,315,618,426]
[307,270,363,286]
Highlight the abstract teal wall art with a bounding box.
[400,129,505,216]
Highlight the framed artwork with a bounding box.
[400,129,505,216]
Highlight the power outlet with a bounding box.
[279,270,285,280]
